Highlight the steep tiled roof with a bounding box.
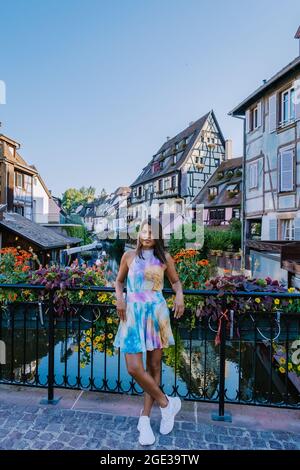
[192,157,242,208]
[0,212,82,249]
[131,111,212,186]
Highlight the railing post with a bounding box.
[212,303,232,422]
[40,290,61,405]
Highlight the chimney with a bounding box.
[295,26,300,55]
[225,139,233,160]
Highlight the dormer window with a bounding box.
[209,187,218,197]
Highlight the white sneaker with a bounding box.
[137,414,155,446]
[159,395,181,435]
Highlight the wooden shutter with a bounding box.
[295,218,300,241]
[269,219,277,240]
[245,109,250,133]
[268,93,277,133]
[257,101,262,127]
[280,149,294,192]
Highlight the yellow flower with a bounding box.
[107,349,113,356]
[107,317,113,324]
[279,357,286,364]
[86,329,92,336]
[274,298,280,306]
[100,334,105,341]
[80,341,85,348]
[80,363,86,368]
[86,337,91,343]
[288,362,293,370]
[97,293,108,303]
[97,344,103,351]
[255,298,261,304]
[86,346,91,353]
[112,299,117,305]
[289,299,293,304]
[108,333,113,339]
[95,336,100,342]
[73,345,79,352]
[298,365,300,372]
[288,287,295,293]
[279,367,285,373]
[78,290,84,299]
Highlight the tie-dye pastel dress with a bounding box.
[113,248,175,354]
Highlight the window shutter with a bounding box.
[245,110,250,133]
[257,101,262,127]
[280,149,294,192]
[293,79,300,121]
[295,218,300,241]
[268,93,277,133]
[249,163,258,189]
[269,219,277,240]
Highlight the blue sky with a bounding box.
[1,0,300,197]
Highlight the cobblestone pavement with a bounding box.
[0,402,299,450]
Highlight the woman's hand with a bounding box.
[173,293,184,319]
[116,298,127,321]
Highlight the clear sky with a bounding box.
[1,0,300,198]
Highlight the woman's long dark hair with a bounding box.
[136,216,167,264]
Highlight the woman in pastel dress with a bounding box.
[113,217,185,446]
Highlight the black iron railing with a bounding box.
[0,284,300,422]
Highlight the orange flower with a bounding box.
[197,259,209,267]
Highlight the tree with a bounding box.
[62,186,97,214]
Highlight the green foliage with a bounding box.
[61,186,97,215]
[64,224,93,245]
[229,218,241,232]
[169,223,241,257]
[168,223,198,256]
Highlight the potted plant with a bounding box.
[226,170,234,179]
[216,172,224,180]
[233,250,242,260]
[209,249,218,256]
[224,243,234,258]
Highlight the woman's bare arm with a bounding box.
[165,253,184,319]
[115,252,130,321]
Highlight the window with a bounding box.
[164,178,170,190]
[158,179,163,192]
[249,162,258,189]
[14,206,24,216]
[175,202,182,213]
[209,186,218,196]
[171,175,177,189]
[281,219,295,241]
[209,208,225,220]
[138,186,142,197]
[232,208,240,219]
[15,172,24,189]
[248,219,262,240]
[280,148,294,192]
[246,102,261,132]
[280,87,295,125]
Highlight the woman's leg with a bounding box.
[125,352,168,408]
[142,349,162,416]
